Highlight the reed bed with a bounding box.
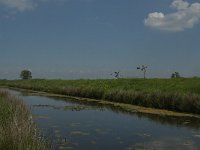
[0,90,47,150]
[0,78,200,114]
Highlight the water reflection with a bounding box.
[29,93,200,130]
[3,88,200,150]
[133,137,197,150]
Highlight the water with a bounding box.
[8,89,200,150]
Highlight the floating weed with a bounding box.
[51,125,59,128]
[33,104,92,112]
[54,130,61,138]
[137,133,151,138]
[116,137,122,140]
[65,147,73,149]
[116,136,124,144]
[58,146,66,150]
[36,115,50,119]
[91,141,97,144]
[134,143,146,150]
[54,129,61,133]
[94,128,108,135]
[106,128,113,132]
[183,120,191,125]
[59,146,73,150]
[94,129,102,132]
[71,142,79,146]
[126,145,135,150]
[145,138,196,150]
[70,131,90,136]
[55,134,62,138]
[193,134,200,138]
[182,140,195,146]
[63,105,91,111]
[69,123,81,127]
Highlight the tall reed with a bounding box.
[0,90,47,150]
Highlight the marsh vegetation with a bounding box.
[0,90,47,150]
[1,78,200,114]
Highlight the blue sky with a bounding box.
[0,0,200,79]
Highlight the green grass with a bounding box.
[1,78,200,114]
[0,90,47,150]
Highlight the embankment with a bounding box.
[1,78,200,115]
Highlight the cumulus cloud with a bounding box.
[0,0,37,12]
[171,0,189,10]
[144,0,200,32]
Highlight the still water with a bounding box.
[9,90,200,150]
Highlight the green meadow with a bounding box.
[1,78,200,114]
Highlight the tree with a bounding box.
[175,72,180,78]
[20,70,32,80]
[171,72,180,78]
[171,73,176,78]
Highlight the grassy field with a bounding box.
[0,78,200,114]
[0,90,47,150]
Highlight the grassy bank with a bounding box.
[0,90,47,150]
[0,78,200,114]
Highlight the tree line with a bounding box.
[20,69,181,80]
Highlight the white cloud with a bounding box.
[0,0,37,12]
[171,0,189,10]
[144,0,200,32]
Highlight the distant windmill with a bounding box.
[137,65,148,79]
[114,71,120,79]
[110,71,120,79]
